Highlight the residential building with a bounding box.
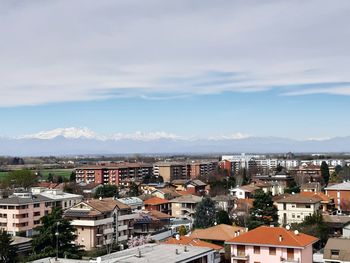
[31,188,83,210]
[164,235,223,251]
[325,182,350,213]
[170,194,202,220]
[0,193,53,237]
[151,188,181,200]
[75,162,153,186]
[133,210,173,237]
[323,215,350,237]
[153,162,189,182]
[299,191,335,213]
[276,194,322,225]
[185,179,207,195]
[225,226,318,263]
[300,182,322,193]
[212,195,235,213]
[229,185,259,199]
[117,197,143,212]
[64,198,135,250]
[187,160,218,179]
[323,238,350,263]
[144,196,171,215]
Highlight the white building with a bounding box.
[276,194,322,225]
[32,188,83,210]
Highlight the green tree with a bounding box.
[216,210,231,225]
[194,197,216,229]
[128,182,140,197]
[94,184,119,198]
[247,190,278,229]
[321,161,330,186]
[335,165,342,175]
[0,230,17,263]
[69,171,76,182]
[178,225,187,236]
[31,208,82,260]
[3,169,37,189]
[292,212,328,248]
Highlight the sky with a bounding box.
[1,0,350,140]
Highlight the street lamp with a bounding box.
[55,222,60,261]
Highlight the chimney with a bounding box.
[175,249,179,255]
[234,231,237,237]
[279,235,283,242]
[184,246,188,252]
[237,230,240,236]
[175,234,180,240]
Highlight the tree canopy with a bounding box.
[2,169,37,189]
[30,208,82,260]
[193,197,216,229]
[248,190,278,229]
[0,230,17,263]
[94,184,119,198]
[321,161,330,186]
[216,210,231,225]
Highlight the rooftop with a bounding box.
[226,226,319,248]
[164,236,223,250]
[190,224,246,242]
[324,238,350,261]
[144,196,169,205]
[276,193,322,204]
[170,194,202,204]
[0,194,52,205]
[325,181,350,191]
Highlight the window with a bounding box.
[331,250,340,257]
[305,205,311,208]
[254,246,260,254]
[34,203,40,208]
[269,247,276,255]
[292,214,295,218]
[287,248,294,260]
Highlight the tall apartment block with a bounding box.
[76,162,153,186]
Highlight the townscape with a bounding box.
[0,153,350,263]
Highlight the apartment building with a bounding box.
[75,162,153,186]
[0,193,53,237]
[144,197,171,215]
[226,226,318,263]
[187,160,218,179]
[170,195,202,220]
[31,188,83,210]
[64,198,136,250]
[153,162,188,182]
[325,182,350,213]
[276,194,322,225]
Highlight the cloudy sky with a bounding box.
[1,0,350,140]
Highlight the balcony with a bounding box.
[231,253,249,261]
[281,258,300,263]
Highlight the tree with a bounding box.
[69,171,76,182]
[31,208,82,260]
[194,197,216,229]
[216,210,231,225]
[0,230,17,263]
[292,212,329,248]
[178,225,187,236]
[128,182,140,197]
[3,169,37,189]
[94,184,119,198]
[247,190,278,229]
[321,161,330,186]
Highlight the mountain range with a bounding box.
[0,127,349,156]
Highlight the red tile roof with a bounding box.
[226,226,318,248]
[300,191,332,202]
[144,196,169,205]
[190,224,246,242]
[164,236,223,250]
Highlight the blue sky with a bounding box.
[1,0,350,140]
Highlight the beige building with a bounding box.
[153,162,188,182]
[170,194,202,220]
[64,198,136,250]
[0,193,53,237]
[276,194,322,225]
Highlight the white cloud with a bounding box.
[1,0,350,106]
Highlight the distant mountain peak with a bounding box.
[18,127,98,140]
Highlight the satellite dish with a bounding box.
[294,230,299,235]
[286,225,291,230]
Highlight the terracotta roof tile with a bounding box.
[164,236,223,250]
[144,197,169,205]
[190,224,246,242]
[226,226,318,247]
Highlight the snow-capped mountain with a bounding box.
[1,127,350,156]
